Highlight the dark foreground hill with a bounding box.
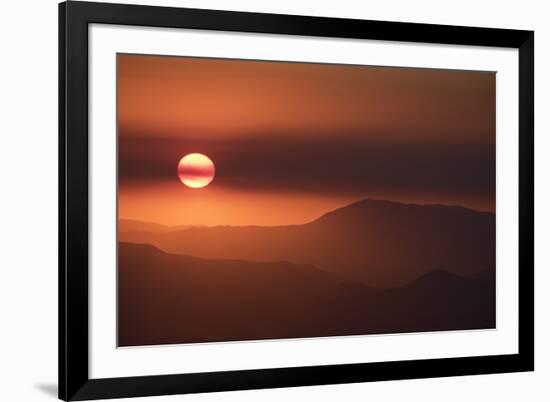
[119,199,495,288]
[118,242,495,347]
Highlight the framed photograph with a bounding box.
[59,1,534,400]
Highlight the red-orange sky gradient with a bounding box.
[118,54,496,226]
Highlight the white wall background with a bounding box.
[0,0,546,401]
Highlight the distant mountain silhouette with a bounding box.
[119,219,172,233]
[119,199,495,288]
[119,219,202,233]
[118,242,495,347]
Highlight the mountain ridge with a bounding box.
[121,198,494,231]
[119,198,495,288]
[118,242,495,346]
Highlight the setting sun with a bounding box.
[177,153,215,188]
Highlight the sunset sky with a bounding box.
[117,54,496,226]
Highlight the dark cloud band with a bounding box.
[119,134,495,200]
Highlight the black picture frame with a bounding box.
[59,1,534,400]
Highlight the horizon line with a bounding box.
[118,196,496,230]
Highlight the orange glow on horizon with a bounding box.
[118,183,494,228]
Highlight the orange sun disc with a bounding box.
[177,153,215,188]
